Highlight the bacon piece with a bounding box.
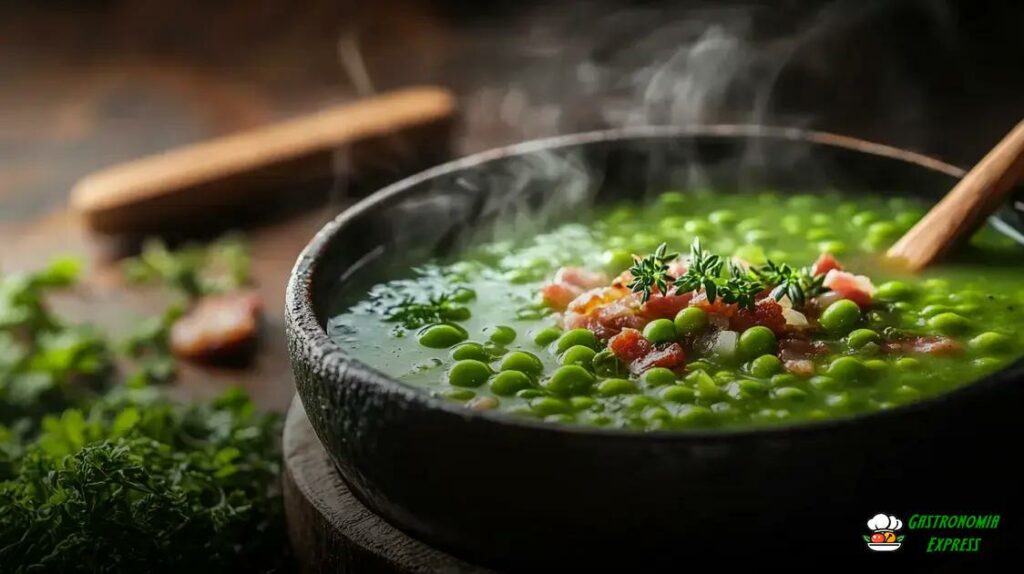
[731,299,787,335]
[689,292,738,317]
[882,335,963,356]
[608,328,652,362]
[554,267,607,290]
[641,292,695,320]
[170,291,262,362]
[631,343,686,374]
[667,259,689,278]
[778,335,829,363]
[608,328,686,374]
[784,359,815,377]
[541,283,583,310]
[811,253,843,276]
[822,269,875,309]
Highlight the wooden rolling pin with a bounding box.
[71,86,456,234]
[888,119,1024,271]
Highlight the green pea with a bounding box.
[973,357,1003,372]
[485,325,517,345]
[644,406,672,423]
[809,375,839,391]
[774,387,808,401]
[626,395,658,411]
[450,287,476,303]
[417,323,468,349]
[827,357,868,382]
[895,357,921,371]
[530,397,572,416]
[847,328,880,349]
[532,326,562,346]
[544,365,596,397]
[687,360,712,372]
[490,371,533,396]
[675,405,715,426]
[643,318,677,344]
[686,370,720,399]
[500,351,544,375]
[658,191,686,206]
[893,385,921,402]
[738,326,776,359]
[805,228,834,241]
[602,249,635,273]
[851,211,878,227]
[864,359,888,372]
[928,312,972,336]
[556,329,599,353]
[450,342,489,361]
[684,220,714,235]
[660,385,696,403]
[482,342,508,357]
[819,299,861,333]
[570,396,597,412]
[920,304,955,318]
[738,379,769,395]
[826,392,851,409]
[708,209,738,226]
[875,280,914,301]
[643,367,676,387]
[968,331,1012,355]
[597,378,638,396]
[818,240,847,255]
[516,388,546,399]
[592,349,626,377]
[674,307,708,336]
[561,345,597,369]
[770,373,799,387]
[748,354,782,378]
[443,307,472,321]
[442,389,475,401]
[447,360,492,388]
[867,221,899,242]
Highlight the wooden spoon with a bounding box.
[887,120,1024,271]
[70,86,456,234]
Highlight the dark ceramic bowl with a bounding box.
[286,126,1022,569]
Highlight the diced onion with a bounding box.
[782,308,809,328]
[712,330,738,359]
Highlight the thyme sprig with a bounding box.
[627,238,829,310]
[627,243,677,303]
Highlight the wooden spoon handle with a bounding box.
[70,86,456,234]
[888,120,1024,271]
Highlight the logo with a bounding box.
[864,513,905,552]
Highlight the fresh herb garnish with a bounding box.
[384,293,466,329]
[626,238,829,310]
[753,260,826,307]
[627,243,678,303]
[122,234,250,298]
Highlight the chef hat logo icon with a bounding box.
[864,513,904,552]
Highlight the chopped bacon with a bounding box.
[541,283,583,310]
[641,292,695,320]
[882,335,963,356]
[731,299,787,335]
[562,286,645,339]
[631,343,687,374]
[554,267,607,290]
[608,328,686,374]
[811,253,843,276]
[784,359,816,377]
[822,269,875,309]
[608,328,652,362]
[667,259,689,278]
[689,292,738,317]
[541,267,608,311]
[778,335,829,363]
[170,291,262,362]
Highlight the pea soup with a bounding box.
[327,190,1024,430]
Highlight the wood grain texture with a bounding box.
[70,86,455,234]
[283,397,492,574]
[888,119,1024,270]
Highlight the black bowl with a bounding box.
[286,126,1022,569]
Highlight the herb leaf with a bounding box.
[627,243,677,303]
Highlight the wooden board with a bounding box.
[282,397,493,574]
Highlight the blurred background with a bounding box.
[2,0,1022,410]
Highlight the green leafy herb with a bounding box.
[627,243,678,303]
[122,234,250,298]
[626,238,830,310]
[753,260,826,307]
[384,293,465,329]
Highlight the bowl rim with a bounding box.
[286,124,1023,441]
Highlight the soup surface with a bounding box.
[328,189,1024,429]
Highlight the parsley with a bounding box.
[627,243,678,303]
[384,293,467,329]
[122,234,250,298]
